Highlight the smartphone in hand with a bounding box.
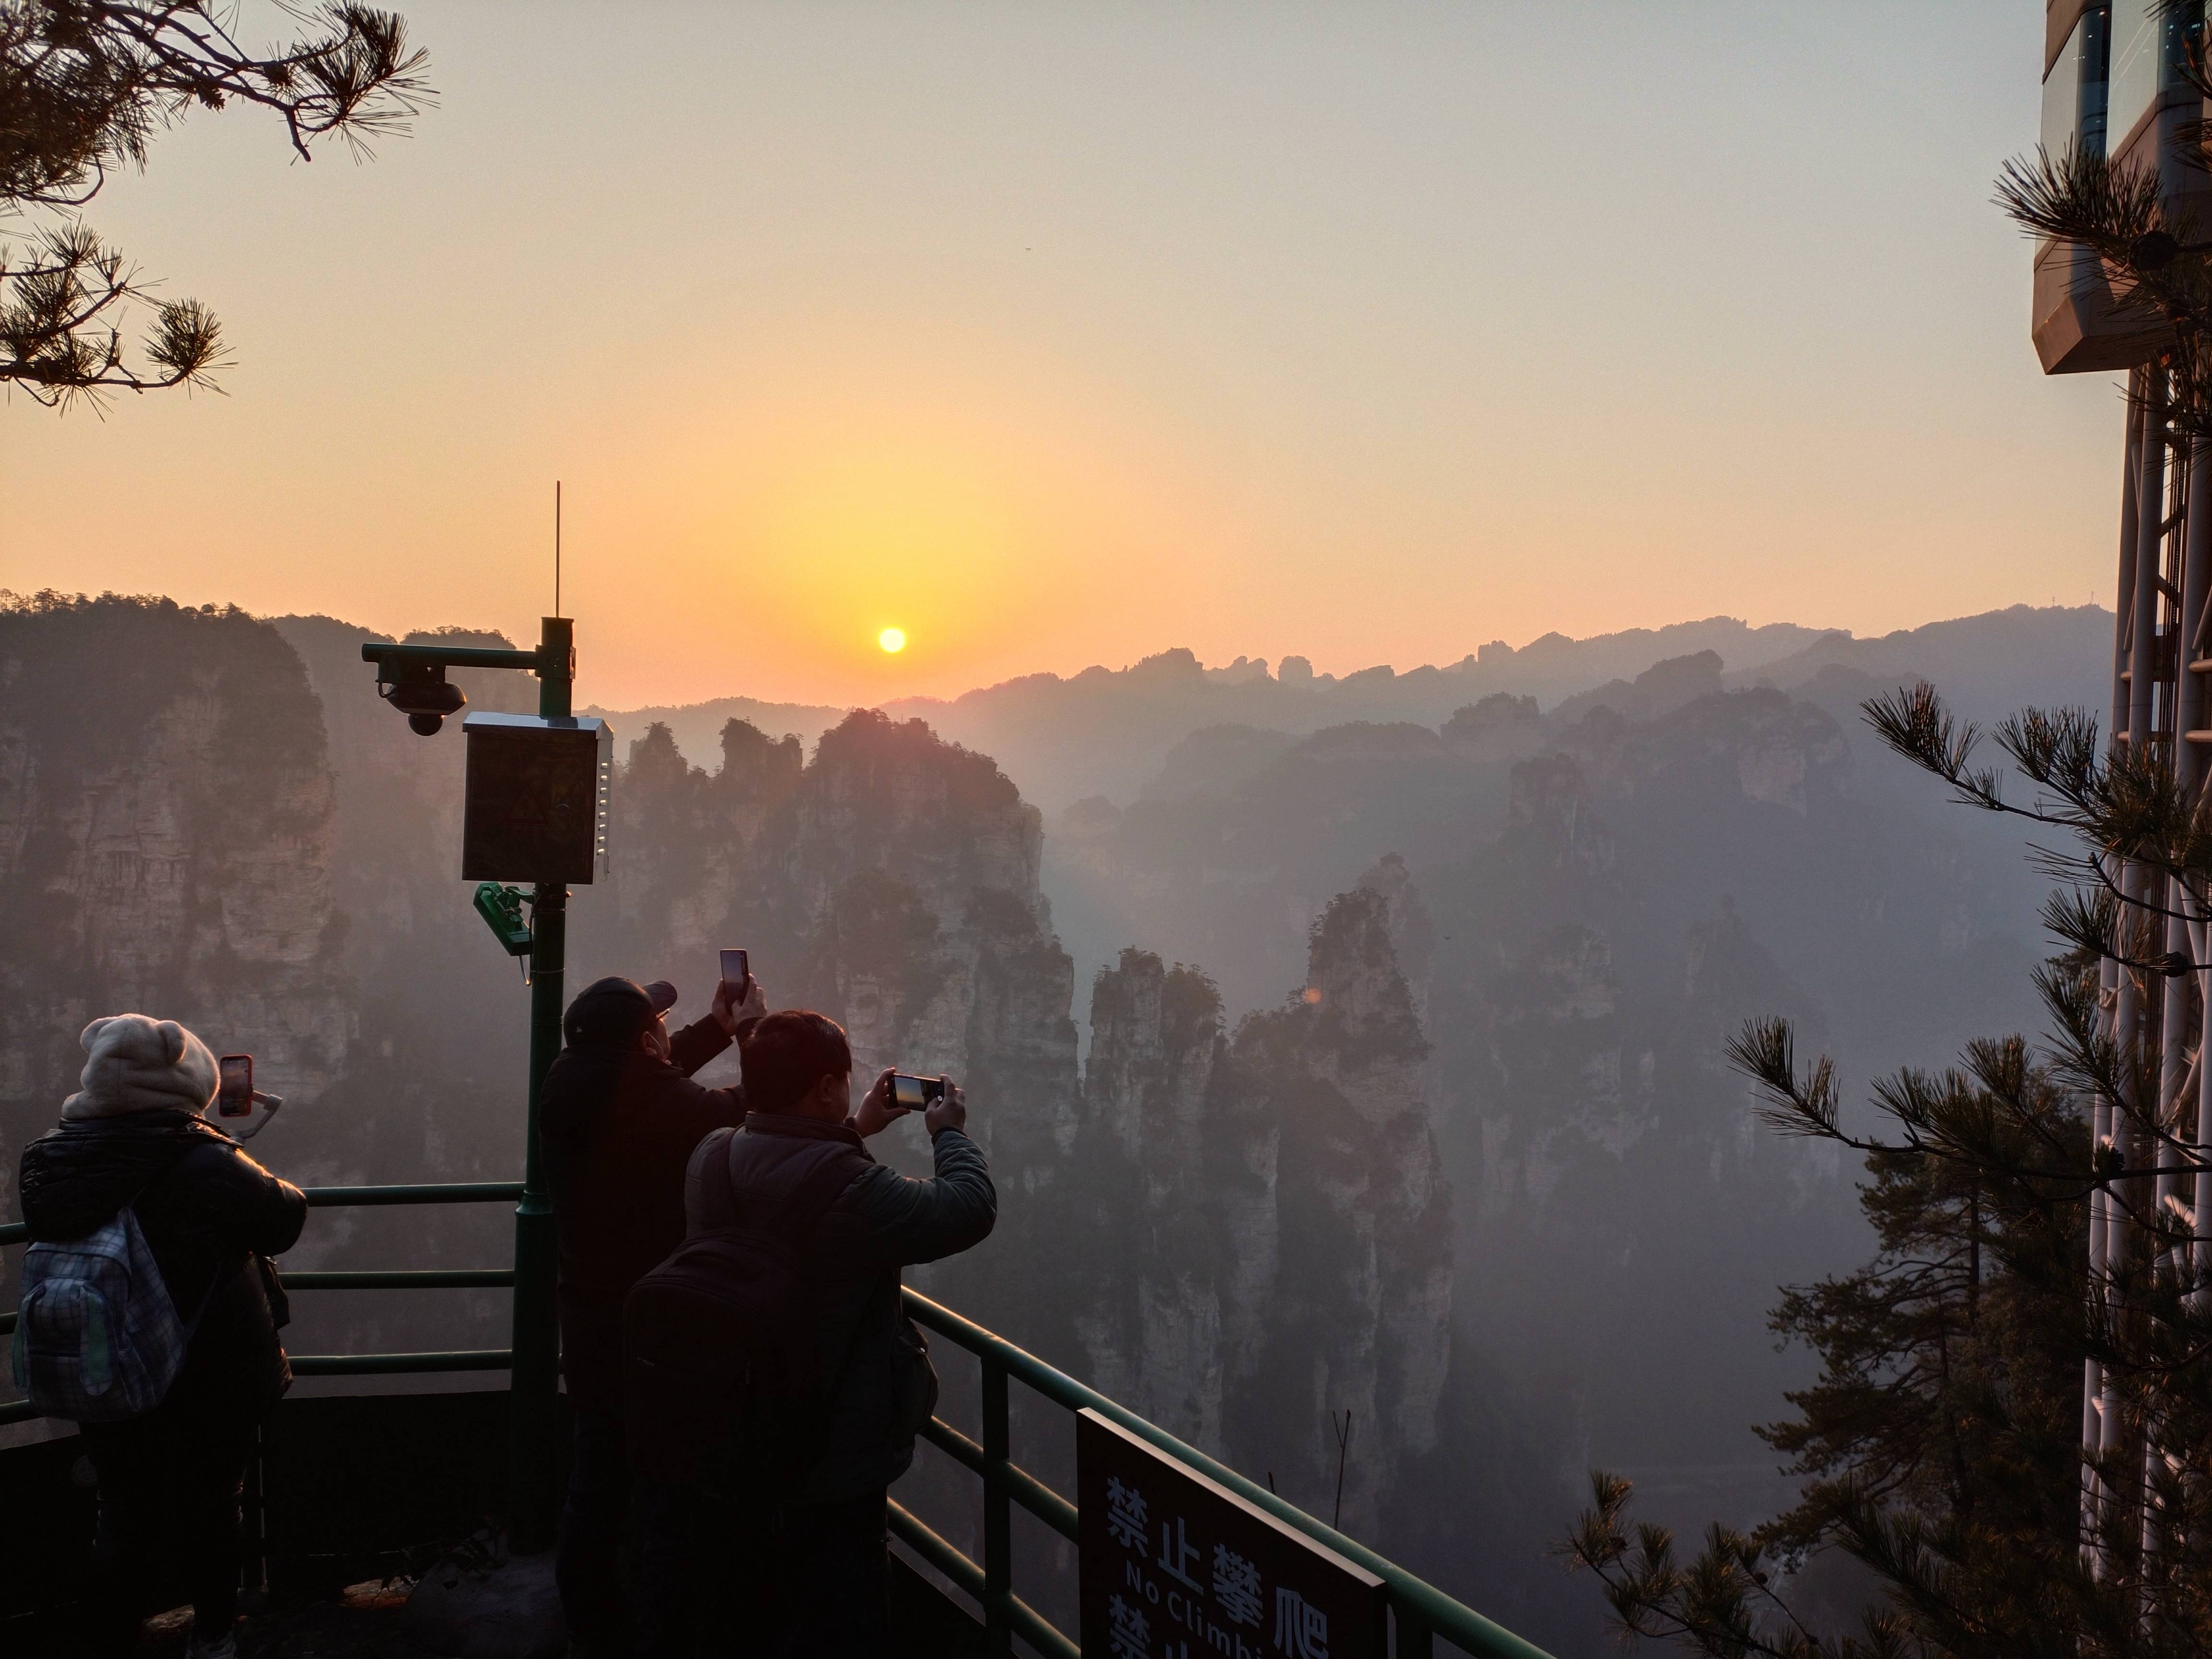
[890,1073,947,1111]
[719,948,749,987]
[217,1055,254,1118]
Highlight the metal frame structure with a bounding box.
[2080,362,2212,1580]
[2038,1,2212,1584]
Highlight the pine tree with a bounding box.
[1562,676,2212,1655]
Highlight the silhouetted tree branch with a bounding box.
[1,1,430,408]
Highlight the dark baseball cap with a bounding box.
[563,977,680,1047]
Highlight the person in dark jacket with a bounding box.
[694,1009,996,1658]
[15,1014,306,1659]
[541,968,765,1657]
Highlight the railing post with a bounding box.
[506,614,575,1552]
[983,1356,1013,1655]
[1395,1603,1435,1658]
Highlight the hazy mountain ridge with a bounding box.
[867,618,1828,812]
[575,692,847,775]
[1724,602,2110,726]
[587,605,2110,818]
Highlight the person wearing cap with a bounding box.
[541,967,766,1658]
[15,1014,307,1659]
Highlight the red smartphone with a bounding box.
[217,1054,253,1118]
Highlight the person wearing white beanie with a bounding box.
[61,1014,220,1121]
[16,1014,307,1659]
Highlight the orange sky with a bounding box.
[0,3,2127,709]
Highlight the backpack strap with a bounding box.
[122,1131,243,1335]
[695,1127,742,1232]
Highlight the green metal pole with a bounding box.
[507,613,574,1551]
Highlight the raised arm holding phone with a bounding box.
[539,950,767,1659]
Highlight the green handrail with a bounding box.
[887,1498,1077,1659]
[302,1182,525,1207]
[918,1414,1078,1541]
[289,1350,511,1376]
[0,1183,526,1423]
[283,1269,513,1290]
[901,1287,1557,1659]
[0,1184,520,1250]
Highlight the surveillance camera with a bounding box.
[379,661,468,736]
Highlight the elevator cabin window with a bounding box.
[2108,0,2204,158]
[2044,7,2111,162]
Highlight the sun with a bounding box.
[878,627,907,654]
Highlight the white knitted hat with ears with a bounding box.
[61,1014,219,1121]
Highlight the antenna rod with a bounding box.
[554,480,563,618]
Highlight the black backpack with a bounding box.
[622,1130,859,1490]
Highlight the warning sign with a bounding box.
[1077,1408,1386,1659]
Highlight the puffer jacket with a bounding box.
[689,1113,996,1504]
[17,1109,307,1418]
[541,1014,751,1413]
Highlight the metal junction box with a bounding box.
[460,713,612,885]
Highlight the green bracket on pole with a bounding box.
[472,883,534,956]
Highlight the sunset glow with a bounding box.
[0,3,2121,712]
[879,627,906,653]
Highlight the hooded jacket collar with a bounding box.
[743,1110,866,1152]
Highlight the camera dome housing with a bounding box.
[379,661,468,736]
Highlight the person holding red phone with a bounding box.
[15,1014,305,1659]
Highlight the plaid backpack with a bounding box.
[8,1204,193,1421]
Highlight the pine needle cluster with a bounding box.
[1,1,429,409]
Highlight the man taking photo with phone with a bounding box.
[542,962,766,1658]
[682,1011,996,1657]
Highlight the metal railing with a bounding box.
[0,1181,521,1425]
[892,1288,1556,1659]
[3,1189,1556,1659]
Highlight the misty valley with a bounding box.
[0,594,2105,1651]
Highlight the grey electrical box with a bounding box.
[460,713,612,885]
